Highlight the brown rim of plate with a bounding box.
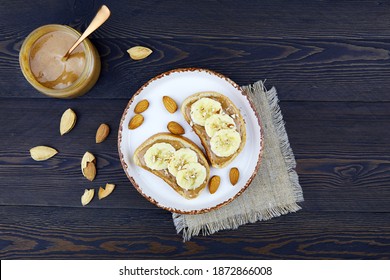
[117,67,264,215]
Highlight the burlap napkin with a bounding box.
[172,81,304,241]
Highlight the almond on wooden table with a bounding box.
[134,99,149,114]
[81,151,96,181]
[128,114,144,130]
[98,183,116,200]
[96,123,110,143]
[60,108,77,135]
[162,96,178,113]
[167,121,185,135]
[81,189,94,206]
[127,46,153,60]
[30,146,58,161]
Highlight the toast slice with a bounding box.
[181,91,246,168]
[133,133,210,199]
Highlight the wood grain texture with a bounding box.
[3,37,390,101]
[1,0,390,259]
[2,1,390,101]
[0,99,389,212]
[0,206,389,259]
[3,0,390,40]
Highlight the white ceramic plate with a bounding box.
[118,68,263,214]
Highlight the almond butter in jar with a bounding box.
[19,24,101,98]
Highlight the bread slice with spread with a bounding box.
[181,91,246,168]
[133,133,210,199]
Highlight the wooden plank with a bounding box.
[2,0,389,261]
[3,37,390,101]
[2,0,390,40]
[95,0,390,39]
[0,99,389,211]
[282,101,390,212]
[0,206,389,259]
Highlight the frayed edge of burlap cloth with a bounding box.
[173,81,304,241]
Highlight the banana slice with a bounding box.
[144,143,175,170]
[168,148,198,177]
[210,129,241,157]
[205,114,236,137]
[190,97,222,126]
[176,162,207,190]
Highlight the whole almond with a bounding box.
[134,99,149,114]
[209,175,221,194]
[127,46,153,60]
[167,121,185,135]
[128,114,144,129]
[162,96,178,113]
[83,162,96,181]
[96,123,110,143]
[229,167,240,186]
[30,146,58,161]
[81,152,95,172]
[60,108,77,135]
[98,183,116,200]
[81,189,94,206]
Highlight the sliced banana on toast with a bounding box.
[144,143,175,170]
[190,97,222,126]
[176,162,207,190]
[181,91,246,168]
[205,114,236,137]
[168,148,198,177]
[210,129,241,157]
[133,133,210,199]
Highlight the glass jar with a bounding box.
[19,24,101,98]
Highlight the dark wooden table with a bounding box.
[1,0,389,259]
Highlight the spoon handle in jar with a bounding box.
[63,5,110,60]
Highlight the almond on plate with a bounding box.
[60,108,77,135]
[162,96,178,113]
[208,175,221,194]
[81,189,94,206]
[134,99,149,114]
[128,114,144,130]
[229,167,239,186]
[167,121,185,135]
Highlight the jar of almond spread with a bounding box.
[19,24,101,98]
